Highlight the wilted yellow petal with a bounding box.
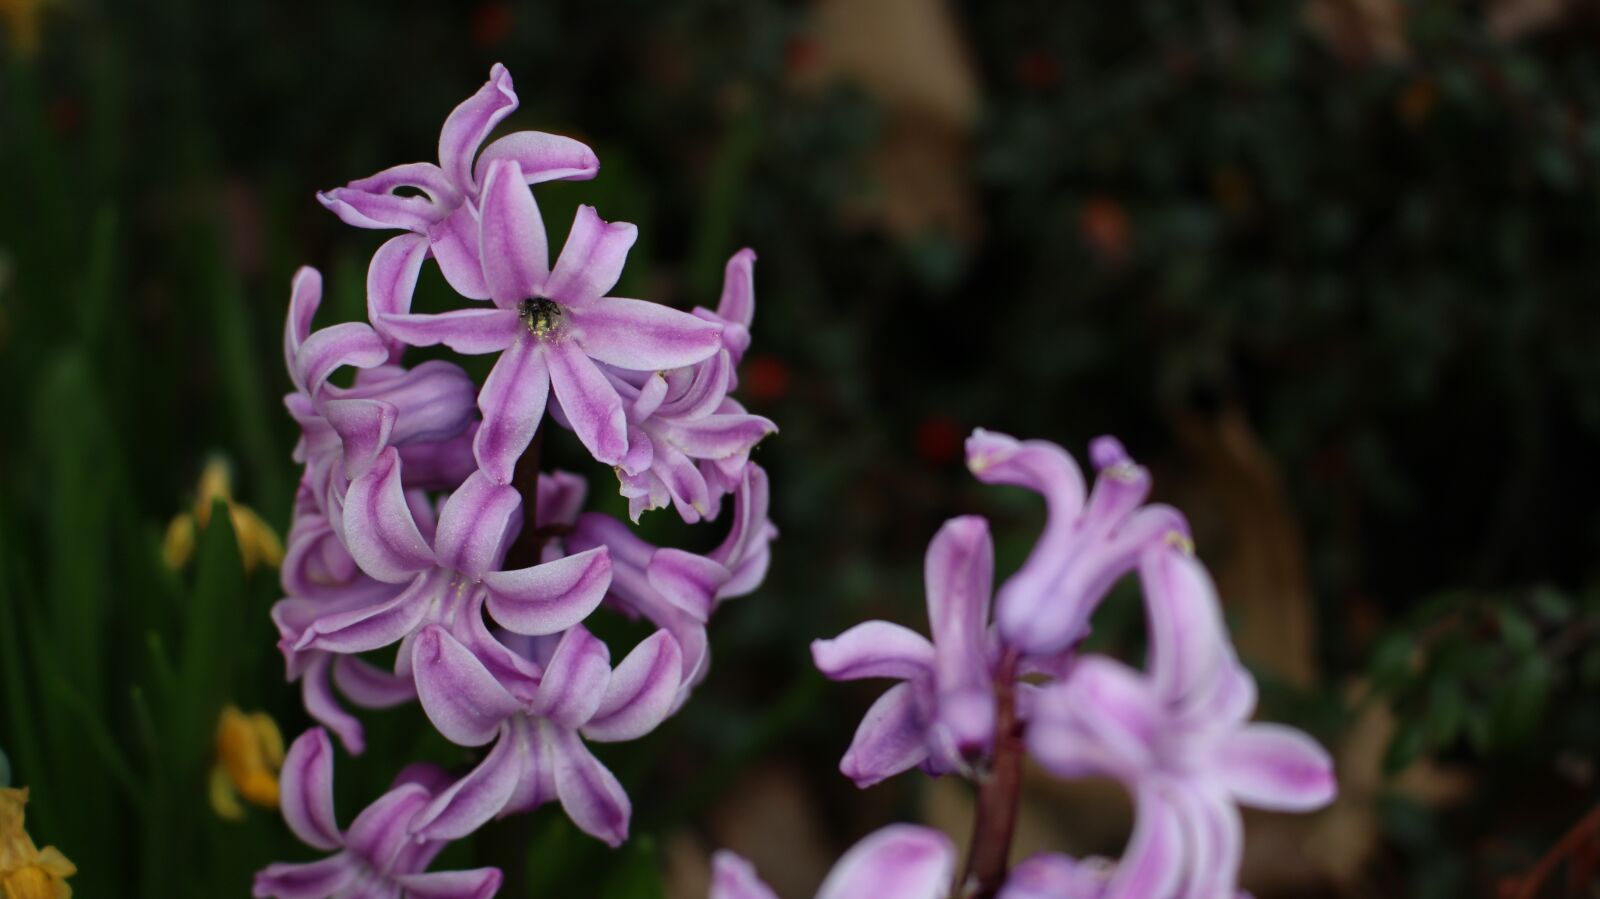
[229,506,284,572]
[208,766,244,822]
[161,514,196,570]
[194,459,235,527]
[0,788,74,899]
[214,706,282,816]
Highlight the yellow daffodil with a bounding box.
[163,458,284,573]
[0,787,74,899]
[209,705,284,821]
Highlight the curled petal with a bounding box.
[812,622,935,682]
[545,205,636,306]
[302,655,368,756]
[343,449,435,582]
[584,630,683,742]
[547,724,631,847]
[321,398,395,481]
[252,854,357,899]
[479,159,550,305]
[997,853,1111,899]
[483,546,611,636]
[548,339,629,464]
[435,471,522,579]
[378,308,520,355]
[572,297,723,371]
[646,549,729,621]
[413,626,522,747]
[430,205,491,300]
[476,130,600,187]
[344,783,431,871]
[531,626,611,728]
[296,322,389,397]
[840,682,931,789]
[1105,789,1184,899]
[285,267,323,375]
[293,573,434,655]
[474,337,552,484]
[367,233,431,353]
[412,728,523,842]
[715,249,757,342]
[709,852,780,899]
[332,655,416,709]
[1141,545,1229,711]
[815,824,957,899]
[317,183,446,233]
[1056,659,1160,772]
[440,62,518,194]
[279,728,343,851]
[923,516,994,708]
[1213,723,1337,812]
[394,869,505,899]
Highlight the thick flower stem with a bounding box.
[961,650,1024,899]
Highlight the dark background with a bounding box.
[3,1,1600,896]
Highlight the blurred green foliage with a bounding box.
[2,1,1600,897]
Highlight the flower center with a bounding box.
[518,297,563,337]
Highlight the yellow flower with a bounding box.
[163,458,284,573]
[0,787,75,899]
[0,0,43,58]
[209,705,284,821]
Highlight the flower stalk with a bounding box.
[961,649,1023,899]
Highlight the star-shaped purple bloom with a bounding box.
[1026,544,1336,899]
[811,515,1001,787]
[406,624,684,847]
[254,728,501,899]
[965,429,1189,657]
[318,63,600,354]
[380,161,724,476]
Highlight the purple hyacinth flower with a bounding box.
[610,249,776,523]
[710,824,956,899]
[290,447,611,672]
[379,162,723,475]
[567,463,777,703]
[1026,544,1336,898]
[254,728,501,899]
[318,63,600,349]
[965,429,1189,657]
[812,515,1000,788]
[997,852,1253,899]
[406,624,684,846]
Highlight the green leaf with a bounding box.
[1384,718,1426,776]
[1496,607,1537,656]
[1488,656,1553,750]
[597,835,665,899]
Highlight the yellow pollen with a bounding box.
[1164,531,1195,555]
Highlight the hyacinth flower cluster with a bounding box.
[717,431,1337,899]
[258,64,776,898]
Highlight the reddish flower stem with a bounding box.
[1503,801,1600,899]
[961,649,1024,898]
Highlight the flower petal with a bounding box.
[293,573,435,656]
[439,63,518,194]
[923,516,994,743]
[531,626,611,727]
[709,852,780,899]
[411,728,523,842]
[296,322,389,397]
[547,338,628,464]
[393,868,505,899]
[583,630,683,742]
[812,622,935,682]
[321,398,396,481]
[814,824,956,899]
[1056,658,1161,771]
[1104,788,1184,899]
[996,853,1110,899]
[715,248,757,334]
[473,336,551,484]
[645,549,728,622]
[430,205,491,300]
[572,297,723,370]
[478,159,549,305]
[332,655,417,708]
[345,782,431,871]
[378,308,520,355]
[252,854,357,899]
[284,266,323,376]
[279,728,343,851]
[343,448,436,582]
[547,724,631,847]
[483,545,611,636]
[413,625,522,747]
[475,130,600,187]
[839,682,932,788]
[1212,723,1336,812]
[1140,545,1229,711]
[544,205,637,305]
[434,471,522,578]
[317,179,447,232]
[301,655,368,756]
[366,233,432,359]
